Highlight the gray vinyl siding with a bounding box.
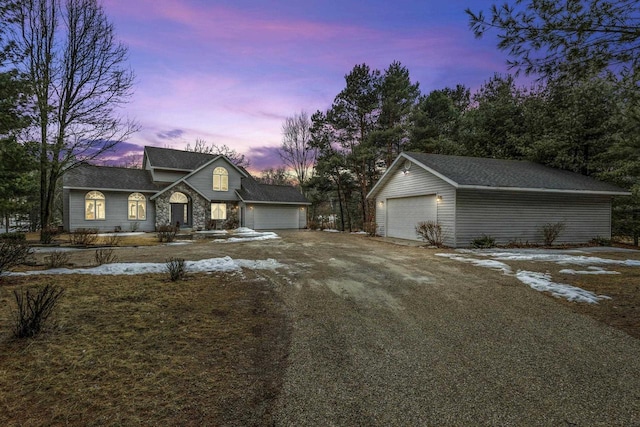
[63,189,70,231]
[152,169,187,183]
[455,190,612,246]
[68,190,157,232]
[185,159,242,202]
[243,204,255,229]
[375,166,456,246]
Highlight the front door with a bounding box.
[171,203,189,227]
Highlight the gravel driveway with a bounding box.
[110,230,640,425]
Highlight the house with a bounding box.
[367,152,631,247]
[62,146,310,232]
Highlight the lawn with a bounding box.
[0,271,290,426]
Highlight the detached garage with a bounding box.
[368,152,630,247]
[237,178,309,230]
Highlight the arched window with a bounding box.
[169,192,189,204]
[213,167,228,191]
[85,191,105,220]
[128,193,146,220]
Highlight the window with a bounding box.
[213,167,228,191]
[211,203,227,220]
[128,193,146,220]
[85,191,105,220]
[169,192,189,204]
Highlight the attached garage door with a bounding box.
[387,195,437,240]
[253,205,299,229]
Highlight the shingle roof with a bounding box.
[369,152,630,197]
[144,146,215,170]
[63,164,163,192]
[237,177,310,204]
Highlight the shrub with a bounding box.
[45,250,70,269]
[223,210,239,230]
[103,234,121,246]
[40,226,61,244]
[0,232,26,241]
[590,236,612,246]
[471,234,496,249]
[70,228,99,246]
[307,220,319,231]
[156,225,177,242]
[13,284,64,338]
[129,221,139,232]
[95,248,118,265]
[415,221,446,247]
[166,257,186,281]
[541,222,565,245]
[0,240,32,274]
[363,221,377,236]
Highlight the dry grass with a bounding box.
[553,265,640,339]
[0,271,290,426]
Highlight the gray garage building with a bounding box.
[367,152,630,247]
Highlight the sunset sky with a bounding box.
[100,0,514,172]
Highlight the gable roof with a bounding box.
[237,177,310,204]
[368,152,631,198]
[144,146,216,170]
[63,164,163,192]
[149,153,248,200]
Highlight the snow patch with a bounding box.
[466,250,640,267]
[436,253,512,275]
[97,232,146,237]
[516,271,611,304]
[559,267,620,275]
[6,256,286,276]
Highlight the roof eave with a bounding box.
[367,152,460,199]
[63,186,159,193]
[457,184,631,196]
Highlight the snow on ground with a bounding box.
[516,271,611,304]
[212,228,280,243]
[97,232,146,237]
[5,256,285,276]
[460,249,640,267]
[323,229,340,233]
[436,253,513,275]
[559,267,621,275]
[437,248,640,303]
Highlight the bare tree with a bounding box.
[5,0,137,239]
[257,167,294,186]
[185,138,251,169]
[280,111,316,187]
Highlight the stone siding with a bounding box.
[154,183,209,230]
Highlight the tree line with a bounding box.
[283,65,638,242]
[280,0,639,242]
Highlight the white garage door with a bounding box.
[387,195,437,240]
[253,205,299,229]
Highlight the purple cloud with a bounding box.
[156,129,186,140]
[247,145,284,173]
